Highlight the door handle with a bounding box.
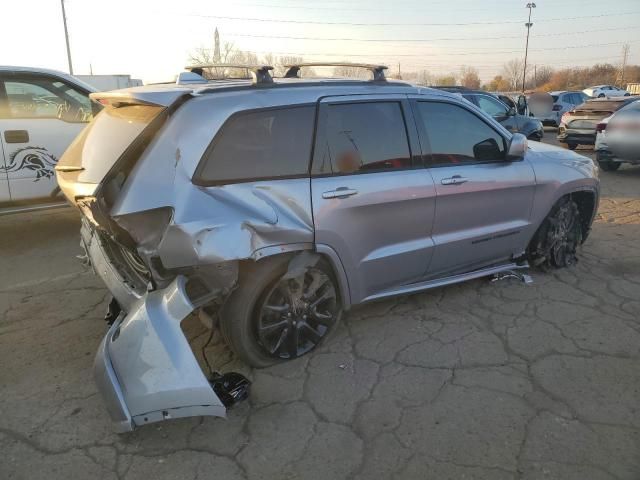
[322,187,358,199]
[4,130,29,143]
[441,175,469,186]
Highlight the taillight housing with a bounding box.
[552,104,562,111]
[596,123,607,133]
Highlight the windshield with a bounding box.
[57,104,164,184]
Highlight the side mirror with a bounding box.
[507,133,528,161]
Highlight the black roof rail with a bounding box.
[283,62,388,82]
[184,64,274,84]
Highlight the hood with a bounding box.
[527,141,596,177]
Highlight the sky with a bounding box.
[1,0,639,83]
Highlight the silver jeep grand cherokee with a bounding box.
[56,63,599,432]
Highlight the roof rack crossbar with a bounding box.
[184,64,274,84]
[283,62,388,82]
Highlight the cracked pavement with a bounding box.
[1,139,639,479]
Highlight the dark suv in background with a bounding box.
[434,87,544,140]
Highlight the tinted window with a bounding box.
[417,101,506,165]
[321,102,411,174]
[4,78,93,122]
[475,95,509,117]
[551,95,559,102]
[198,106,315,183]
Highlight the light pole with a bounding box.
[522,2,536,92]
[60,0,73,75]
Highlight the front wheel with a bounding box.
[220,255,342,367]
[567,143,578,150]
[528,197,583,268]
[598,93,605,98]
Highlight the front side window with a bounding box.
[417,101,506,165]
[319,102,411,175]
[475,95,509,117]
[3,77,93,122]
[197,106,315,184]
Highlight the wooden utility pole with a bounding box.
[60,0,73,74]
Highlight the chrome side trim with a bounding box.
[361,262,528,303]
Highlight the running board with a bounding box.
[361,262,529,303]
[0,201,69,216]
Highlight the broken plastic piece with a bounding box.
[491,270,534,285]
[104,297,122,326]
[210,372,251,408]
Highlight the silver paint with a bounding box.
[57,78,600,431]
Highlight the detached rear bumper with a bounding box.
[93,276,227,432]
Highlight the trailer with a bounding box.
[75,74,143,92]
[627,83,640,95]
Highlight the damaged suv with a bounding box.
[56,63,599,432]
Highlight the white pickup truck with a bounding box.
[0,66,97,208]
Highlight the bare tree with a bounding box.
[459,66,481,89]
[432,74,457,86]
[483,75,511,92]
[532,65,554,89]
[333,64,371,79]
[412,70,433,86]
[501,59,524,91]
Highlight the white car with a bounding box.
[0,66,97,206]
[538,90,589,126]
[583,85,630,98]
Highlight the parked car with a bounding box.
[557,96,638,149]
[537,91,589,126]
[595,98,640,170]
[56,63,599,432]
[583,85,630,98]
[435,87,543,140]
[0,66,98,205]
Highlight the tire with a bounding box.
[597,93,605,98]
[624,93,630,96]
[567,143,578,150]
[598,161,621,171]
[220,255,342,367]
[527,132,542,141]
[528,196,583,269]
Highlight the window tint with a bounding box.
[198,106,315,184]
[321,102,411,175]
[551,95,559,102]
[4,78,93,122]
[417,101,506,165]
[475,95,509,117]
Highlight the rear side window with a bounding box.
[197,106,315,184]
[417,101,506,165]
[318,102,411,175]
